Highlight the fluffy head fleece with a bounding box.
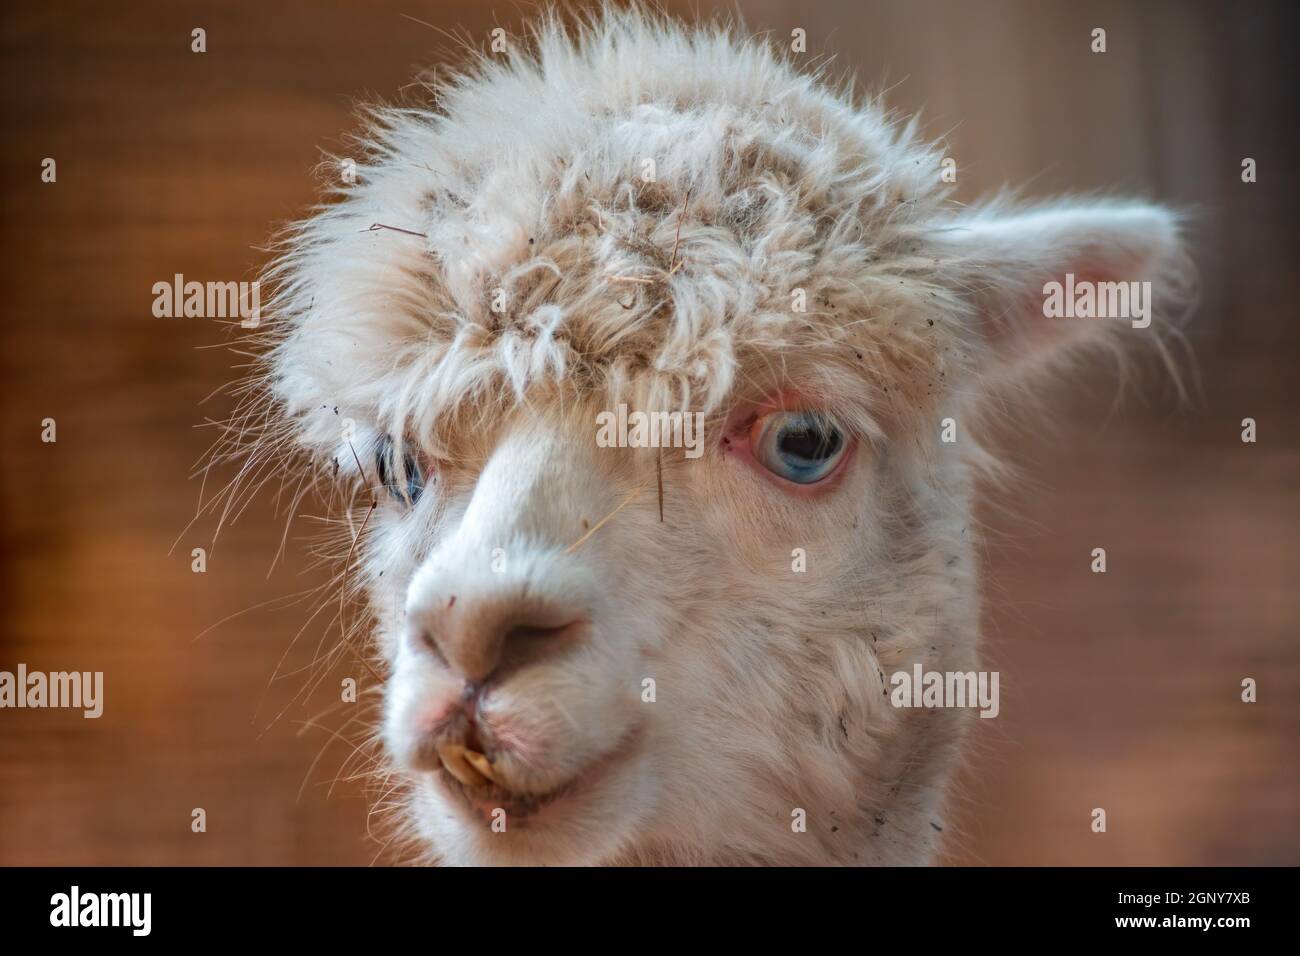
[242,5,1192,865]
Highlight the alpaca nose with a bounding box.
[407,586,586,684]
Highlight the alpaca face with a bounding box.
[256,10,1189,864]
[374,395,928,866]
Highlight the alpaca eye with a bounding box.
[750,411,846,484]
[375,436,424,505]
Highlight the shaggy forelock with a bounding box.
[261,5,968,462]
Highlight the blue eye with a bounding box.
[375,435,424,505]
[750,411,847,484]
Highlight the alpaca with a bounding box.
[246,7,1191,865]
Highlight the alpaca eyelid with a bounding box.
[371,436,428,506]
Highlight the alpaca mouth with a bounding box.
[435,731,641,825]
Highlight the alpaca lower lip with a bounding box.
[440,732,640,824]
[457,780,571,821]
[442,770,585,822]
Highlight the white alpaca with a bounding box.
[252,7,1190,865]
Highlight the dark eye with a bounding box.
[375,435,424,505]
[749,411,847,484]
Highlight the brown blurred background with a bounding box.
[2,0,1296,865]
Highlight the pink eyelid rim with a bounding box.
[721,392,855,496]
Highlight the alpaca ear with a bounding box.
[938,200,1192,378]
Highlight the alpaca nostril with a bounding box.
[417,628,448,666]
[504,620,583,644]
[496,618,586,669]
[407,577,590,683]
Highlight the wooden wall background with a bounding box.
[2,0,1296,865]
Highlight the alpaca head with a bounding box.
[255,9,1189,865]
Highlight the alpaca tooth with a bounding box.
[438,744,489,788]
[463,749,497,783]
